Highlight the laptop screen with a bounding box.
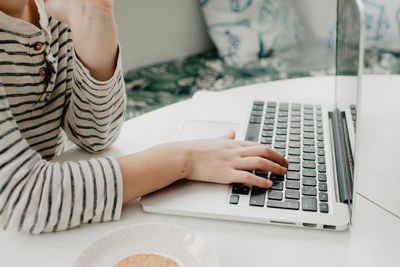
[334,0,364,215]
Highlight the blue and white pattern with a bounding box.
[363,0,400,52]
[201,0,306,66]
[229,0,252,12]
[200,0,400,66]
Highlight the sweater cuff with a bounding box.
[72,44,123,92]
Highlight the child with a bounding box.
[0,0,288,234]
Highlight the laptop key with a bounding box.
[265,113,275,119]
[263,124,274,131]
[260,137,272,144]
[253,100,264,106]
[303,146,315,153]
[318,183,328,191]
[302,169,316,177]
[270,173,284,181]
[262,130,274,137]
[278,111,289,117]
[303,139,315,146]
[251,110,263,116]
[303,126,314,133]
[285,190,300,200]
[249,186,266,207]
[268,190,283,200]
[318,156,326,164]
[318,173,327,182]
[302,177,317,186]
[232,183,250,195]
[250,116,262,124]
[317,134,324,141]
[276,129,287,135]
[278,117,288,123]
[303,132,315,139]
[274,142,286,149]
[290,122,301,128]
[291,117,301,122]
[286,181,300,190]
[255,170,269,178]
[304,121,314,127]
[252,105,263,111]
[304,114,314,120]
[288,163,300,172]
[303,153,316,161]
[266,107,276,113]
[271,182,284,191]
[318,149,325,156]
[320,203,329,213]
[267,101,277,108]
[290,128,301,135]
[245,123,261,142]
[288,148,301,156]
[264,119,275,125]
[304,109,314,115]
[287,156,300,163]
[289,141,301,148]
[317,128,323,134]
[302,196,317,212]
[267,200,299,210]
[317,141,324,148]
[289,135,301,141]
[286,172,300,180]
[229,195,239,205]
[275,135,287,142]
[319,192,329,202]
[302,186,317,196]
[291,111,301,117]
[318,165,326,173]
[302,161,316,169]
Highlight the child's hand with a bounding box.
[184,130,288,188]
[44,0,118,81]
[44,0,114,26]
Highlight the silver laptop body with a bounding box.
[141,0,364,231]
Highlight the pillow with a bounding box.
[200,0,306,66]
[363,0,400,52]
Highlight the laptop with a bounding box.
[141,0,365,231]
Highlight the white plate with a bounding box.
[73,223,220,267]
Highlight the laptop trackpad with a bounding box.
[176,120,241,141]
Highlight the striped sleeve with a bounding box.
[0,84,123,234]
[63,45,127,153]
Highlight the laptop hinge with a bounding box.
[329,109,353,204]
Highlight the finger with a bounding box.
[220,129,235,140]
[233,157,287,175]
[237,140,261,147]
[232,170,273,188]
[239,146,289,167]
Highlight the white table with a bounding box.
[1,76,399,267]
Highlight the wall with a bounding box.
[114,0,213,71]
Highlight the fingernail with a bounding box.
[266,180,273,187]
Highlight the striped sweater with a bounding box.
[0,6,126,234]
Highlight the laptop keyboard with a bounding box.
[229,101,329,213]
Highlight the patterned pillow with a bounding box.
[363,0,400,52]
[200,0,306,66]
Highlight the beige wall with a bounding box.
[114,0,334,71]
[114,0,213,71]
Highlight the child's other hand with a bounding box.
[184,130,288,188]
[44,0,114,25]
